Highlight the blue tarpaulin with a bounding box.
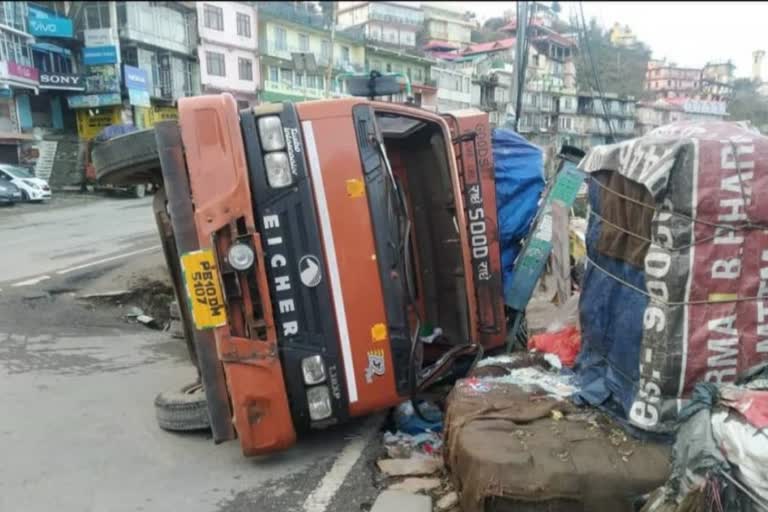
[492,128,544,294]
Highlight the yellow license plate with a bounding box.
[181,249,228,329]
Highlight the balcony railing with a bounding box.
[369,11,423,27]
[263,80,326,99]
[262,41,364,72]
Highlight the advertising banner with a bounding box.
[83,46,117,66]
[28,6,73,38]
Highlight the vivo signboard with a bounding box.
[40,72,84,91]
[28,7,73,38]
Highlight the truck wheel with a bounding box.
[92,129,161,186]
[154,382,210,431]
[133,184,146,198]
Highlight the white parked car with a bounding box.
[0,164,51,202]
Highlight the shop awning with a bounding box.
[0,131,36,141]
[32,42,72,56]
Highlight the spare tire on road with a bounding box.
[92,128,162,186]
[154,382,210,432]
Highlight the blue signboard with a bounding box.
[28,6,73,38]
[128,88,151,108]
[83,46,117,66]
[67,93,122,109]
[123,65,149,91]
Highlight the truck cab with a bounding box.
[144,92,505,456]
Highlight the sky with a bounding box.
[430,1,768,78]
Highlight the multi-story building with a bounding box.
[70,1,200,136]
[0,1,81,171]
[421,3,472,47]
[645,58,734,101]
[645,59,701,99]
[366,45,437,110]
[197,1,258,108]
[431,65,472,112]
[635,97,728,136]
[0,1,40,162]
[608,22,637,48]
[337,1,423,49]
[258,2,365,102]
[700,61,734,101]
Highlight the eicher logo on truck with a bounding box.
[262,213,300,337]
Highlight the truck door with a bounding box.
[441,110,506,350]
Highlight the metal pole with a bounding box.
[513,0,528,132]
[325,2,337,98]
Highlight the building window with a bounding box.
[236,12,251,38]
[415,68,422,82]
[206,51,225,77]
[386,63,392,72]
[84,1,110,29]
[341,46,350,64]
[299,33,309,52]
[0,31,33,67]
[321,40,331,59]
[280,68,293,85]
[268,66,278,82]
[238,57,253,81]
[295,73,303,87]
[204,4,224,31]
[275,26,287,51]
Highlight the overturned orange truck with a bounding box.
[96,85,507,456]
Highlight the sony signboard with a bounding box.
[39,72,84,91]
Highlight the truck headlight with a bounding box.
[301,355,326,385]
[227,243,255,271]
[307,385,332,421]
[258,115,286,151]
[264,152,293,188]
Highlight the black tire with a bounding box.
[154,382,210,432]
[20,190,28,201]
[92,129,161,186]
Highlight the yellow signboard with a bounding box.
[181,249,228,329]
[76,108,122,140]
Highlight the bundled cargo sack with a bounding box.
[576,121,768,434]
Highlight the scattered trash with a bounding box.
[394,401,443,435]
[482,366,578,400]
[124,306,144,318]
[136,314,160,329]
[377,455,444,477]
[386,477,441,493]
[435,491,458,510]
[383,431,443,459]
[642,378,768,511]
[528,325,581,367]
[418,325,443,344]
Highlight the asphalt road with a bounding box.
[0,194,383,512]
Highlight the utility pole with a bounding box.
[513,0,528,132]
[325,1,337,98]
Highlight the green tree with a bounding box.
[728,79,768,131]
[574,18,650,99]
